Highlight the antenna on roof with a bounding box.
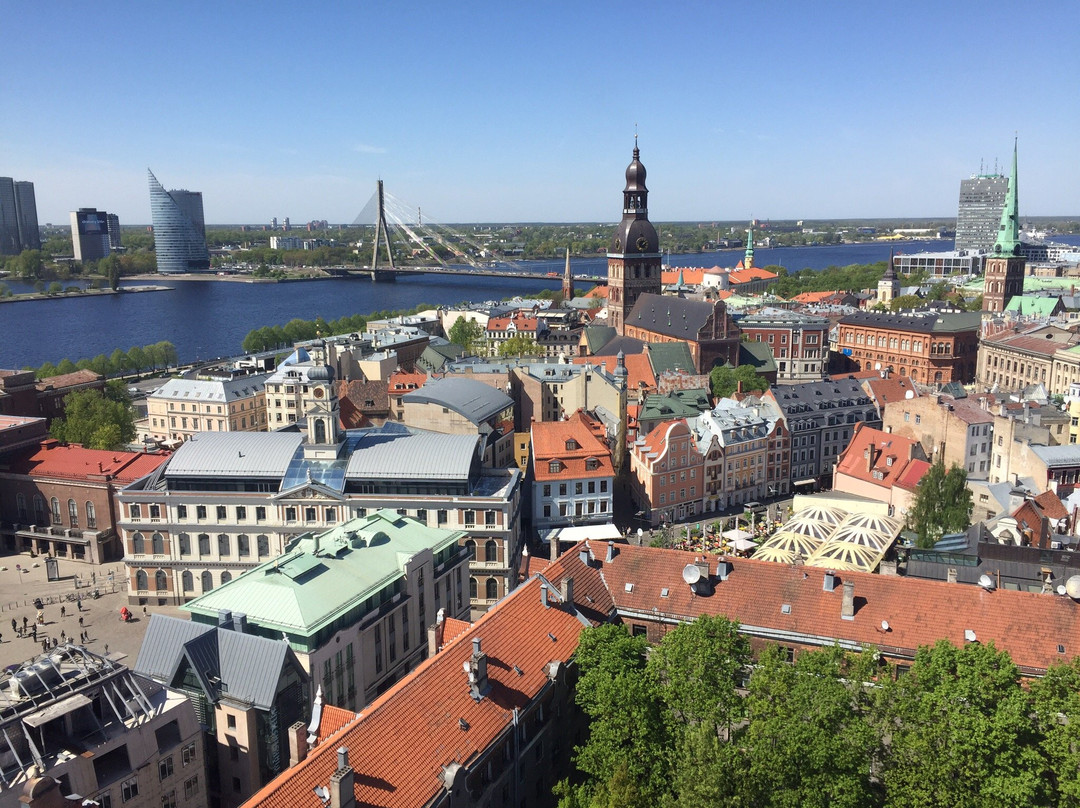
[313,786,330,804]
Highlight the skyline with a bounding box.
[3,1,1079,226]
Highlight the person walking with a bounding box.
[60,605,66,619]
[104,643,109,655]
[10,618,16,634]
[22,616,27,631]
[30,625,36,642]
[78,616,84,627]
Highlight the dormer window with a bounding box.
[549,461,561,474]
[565,439,579,451]
[585,457,599,471]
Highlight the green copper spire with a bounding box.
[744,224,755,268]
[994,139,1021,257]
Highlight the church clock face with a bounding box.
[313,387,324,399]
[636,236,649,251]
[614,237,621,251]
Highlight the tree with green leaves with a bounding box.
[448,317,485,354]
[877,639,1048,808]
[889,294,924,312]
[49,387,135,450]
[1031,658,1080,806]
[499,333,539,358]
[709,363,769,399]
[905,461,973,547]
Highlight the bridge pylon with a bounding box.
[371,180,396,280]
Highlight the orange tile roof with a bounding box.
[834,423,924,490]
[243,560,611,808]
[660,268,705,286]
[728,267,778,284]
[894,458,931,490]
[582,540,1079,675]
[7,442,171,483]
[861,375,921,406]
[486,313,539,333]
[792,290,840,304]
[317,705,356,739]
[571,353,655,391]
[582,285,609,299]
[34,369,103,391]
[531,411,613,482]
[387,370,427,396]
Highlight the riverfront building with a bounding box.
[0,177,39,255]
[148,169,210,274]
[141,372,271,446]
[70,208,114,263]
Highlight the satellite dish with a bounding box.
[682,564,702,585]
[1057,585,1067,596]
[1065,575,1080,600]
[880,620,890,632]
[904,390,914,399]
[978,574,995,591]
[875,362,882,370]
[637,528,643,538]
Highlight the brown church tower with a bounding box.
[607,141,661,335]
[982,140,1024,313]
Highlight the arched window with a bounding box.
[237,535,249,557]
[198,534,210,555]
[132,532,145,554]
[16,493,27,522]
[485,540,498,563]
[465,540,476,560]
[151,532,164,554]
[221,571,232,584]
[51,497,61,525]
[485,577,499,600]
[201,571,213,592]
[135,570,148,591]
[469,577,478,599]
[181,571,193,592]
[179,533,191,555]
[33,495,44,524]
[218,534,230,557]
[85,501,96,529]
[314,420,327,444]
[257,535,270,557]
[155,570,168,591]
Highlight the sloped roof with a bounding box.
[242,554,613,808]
[402,377,512,424]
[164,432,303,478]
[34,369,103,391]
[183,510,467,635]
[531,411,613,482]
[645,341,697,374]
[861,375,921,407]
[581,325,617,354]
[834,423,926,491]
[1004,296,1063,317]
[152,373,271,403]
[7,443,170,483]
[737,340,777,374]
[572,353,655,391]
[627,293,719,339]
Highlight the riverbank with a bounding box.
[0,285,172,304]
[127,270,332,283]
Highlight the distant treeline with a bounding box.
[239,304,435,354]
[29,341,179,381]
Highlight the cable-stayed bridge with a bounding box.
[346,182,604,283]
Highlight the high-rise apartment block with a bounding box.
[148,169,210,274]
[955,172,1008,253]
[0,177,40,255]
[70,207,114,262]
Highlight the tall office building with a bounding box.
[13,181,40,250]
[0,177,20,255]
[0,177,41,254]
[147,168,210,274]
[106,212,122,250]
[955,172,1008,253]
[70,207,112,262]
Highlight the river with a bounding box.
[0,237,1056,369]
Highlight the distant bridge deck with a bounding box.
[332,265,607,283]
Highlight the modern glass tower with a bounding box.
[955,173,1008,253]
[148,168,210,274]
[0,177,19,256]
[13,181,40,250]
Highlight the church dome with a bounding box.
[308,365,335,382]
[625,148,647,191]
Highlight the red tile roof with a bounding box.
[387,370,427,396]
[486,313,539,333]
[792,290,840,304]
[728,267,778,284]
[571,353,655,392]
[34,369,103,391]
[6,442,170,483]
[583,540,1079,675]
[582,286,608,300]
[834,423,925,491]
[531,411,613,482]
[243,558,611,808]
[317,705,356,739]
[860,375,921,407]
[660,268,705,286]
[894,458,931,491]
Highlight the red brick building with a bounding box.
[0,440,170,562]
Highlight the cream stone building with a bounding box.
[142,373,270,445]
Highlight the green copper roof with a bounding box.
[993,139,1021,257]
[745,225,755,268]
[1003,296,1060,317]
[181,509,465,637]
[645,341,696,374]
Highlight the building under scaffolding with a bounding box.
[0,645,202,808]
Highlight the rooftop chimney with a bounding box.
[217,609,233,629]
[466,638,490,700]
[605,541,616,563]
[233,612,248,633]
[841,580,855,620]
[823,570,837,592]
[288,721,308,767]
[716,558,732,580]
[579,548,590,567]
[560,577,574,606]
[550,535,560,562]
[947,567,958,584]
[541,583,550,609]
[329,747,355,808]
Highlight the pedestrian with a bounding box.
[142,606,147,617]
[76,597,82,612]
[22,616,27,630]
[78,616,84,627]
[41,639,47,653]
[30,625,36,641]
[60,630,66,642]
[10,618,16,634]
[60,605,65,619]
[104,643,109,655]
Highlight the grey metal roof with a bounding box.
[1029,444,1080,468]
[153,373,271,402]
[134,614,212,682]
[838,310,982,334]
[134,615,296,711]
[627,293,718,338]
[401,377,512,424]
[164,432,303,478]
[346,427,478,480]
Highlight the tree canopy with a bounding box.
[447,317,485,355]
[499,333,539,358]
[49,384,135,450]
[709,363,769,399]
[905,461,973,548]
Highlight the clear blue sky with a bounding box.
[3,0,1078,225]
